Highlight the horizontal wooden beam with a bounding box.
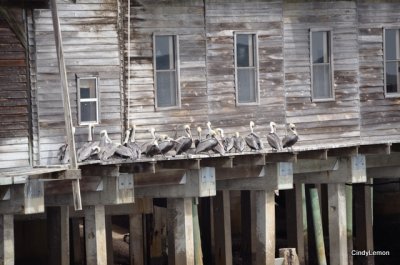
[359,144,390,155]
[297,149,328,160]
[328,146,359,157]
[265,153,297,163]
[293,158,338,174]
[135,170,186,186]
[367,166,400,179]
[233,154,266,166]
[201,157,233,168]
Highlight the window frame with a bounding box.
[234,32,260,106]
[310,28,335,102]
[383,27,400,98]
[153,34,181,110]
[76,75,100,126]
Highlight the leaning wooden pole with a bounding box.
[309,188,327,265]
[50,0,82,210]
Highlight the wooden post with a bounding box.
[346,185,353,265]
[254,190,275,265]
[213,190,232,265]
[241,190,252,265]
[84,205,107,265]
[167,198,195,265]
[49,0,81,211]
[354,181,374,265]
[71,218,83,265]
[199,197,212,265]
[47,206,70,265]
[192,198,203,265]
[105,215,114,265]
[129,213,144,265]
[309,188,327,265]
[0,215,14,265]
[328,183,348,265]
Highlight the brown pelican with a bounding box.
[144,128,161,157]
[216,128,234,152]
[158,134,177,156]
[98,130,117,161]
[115,130,136,159]
[58,127,76,164]
[206,121,213,138]
[267,122,282,151]
[77,124,100,162]
[125,124,141,160]
[194,126,202,148]
[233,132,246,153]
[282,123,298,151]
[174,125,193,155]
[195,131,225,155]
[245,121,263,151]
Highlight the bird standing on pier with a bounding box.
[98,130,118,161]
[216,128,234,152]
[144,128,161,157]
[158,134,177,156]
[125,124,141,160]
[58,126,76,164]
[174,125,193,155]
[267,121,282,151]
[77,124,100,162]
[194,126,202,148]
[233,132,246,153]
[245,121,263,151]
[115,130,136,159]
[195,130,222,155]
[282,123,299,151]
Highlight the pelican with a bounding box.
[144,128,161,157]
[206,121,213,138]
[158,134,176,156]
[98,130,117,161]
[77,124,100,162]
[115,130,136,159]
[194,126,202,148]
[125,124,141,160]
[267,122,282,151]
[58,127,76,164]
[216,128,234,153]
[245,121,263,151]
[282,123,298,151]
[174,125,193,155]
[195,130,219,154]
[233,132,246,153]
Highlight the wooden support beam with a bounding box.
[328,147,358,158]
[293,158,338,174]
[0,215,14,265]
[47,206,70,265]
[84,205,107,265]
[120,162,156,174]
[192,199,203,265]
[213,190,232,265]
[71,218,83,265]
[255,190,275,265]
[328,183,348,265]
[158,159,201,170]
[81,165,119,178]
[201,157,233,168]
[297,150,328,160]
[233,154,266,166]
[199,197,212,265]
[130,213,144,265]
[216,163,293,191]
[367,166,400,178]
[366,153,400,168]
[134,170,186,186]
[241,191,252,265]
[358,143,391,155]
[354,181,374,265]
[265,152,297,163]
[309,189,327,265]
[167,198,195,265]
[135,168,216,198]
[346,186,353,265]
[106,216,114,265]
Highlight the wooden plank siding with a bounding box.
[205,0,286,143]
[32,0,123,165]
[0,9,31,170]
[123,0,209,141]
[357,1,400,144]
[283,1,361,148]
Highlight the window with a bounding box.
[384,29,400,96]
[235,33,259,104]
[154,35,180,108]
[311,30,333,100]
[77,76,99,125]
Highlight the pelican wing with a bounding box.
[224,137,234,152]
[245,134,259,150]
[234,136,246,153]
[283,135,299,148]
[195,138,218,154]
[267,133,281,150]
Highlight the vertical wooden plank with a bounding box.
[192,199,203,265]
[129,213,144,265]
[84,205,107,265]
[0,215,14,265]
[105,215,114,265]
[254,190,275,265]
[346,185,353,265]
[167,198,195,265]
[328,183,348,265]
[309,188,327,265]
[47,206,70,265]
[251,191,257,264]
[213,190,232,265]
[199,197,212,265]
[241,190,252,265]
[71,218,83,265]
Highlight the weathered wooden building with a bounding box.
[1,0,400,265]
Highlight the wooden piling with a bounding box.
[346,185,353,265]
[129,213,144,265]
[84,205,107,265]
[213,190,232,265]
[0,215,14,265]
[309,188,327,265]
[47,206,69,265]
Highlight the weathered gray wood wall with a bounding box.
[358,1,400,143]
[283,1,360,148]
[32,0,122,165]
[123,0,209,141]
[0,10,31,170]
[205,0,286,141]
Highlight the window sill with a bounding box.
[311,98,335,103]
[155,105,181,111]
[236,102,260,107]
[78,122,99,126]
[385,93,400,98]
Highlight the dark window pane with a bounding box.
[385,29,397,61]
[312,31,329,64]
[313,64,331,99]
[80,78,97,99]
[156,71,177,107]
[386,62,398,93]
[236,34,255,67]
[155,36,175,70]
[80,102,97,122]
[238,68,256,103]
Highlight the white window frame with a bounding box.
[383,27,400,98]
[77,75,100,125]
[234,32,260,106]
[310,28,335,102]
[153,34,181,110]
